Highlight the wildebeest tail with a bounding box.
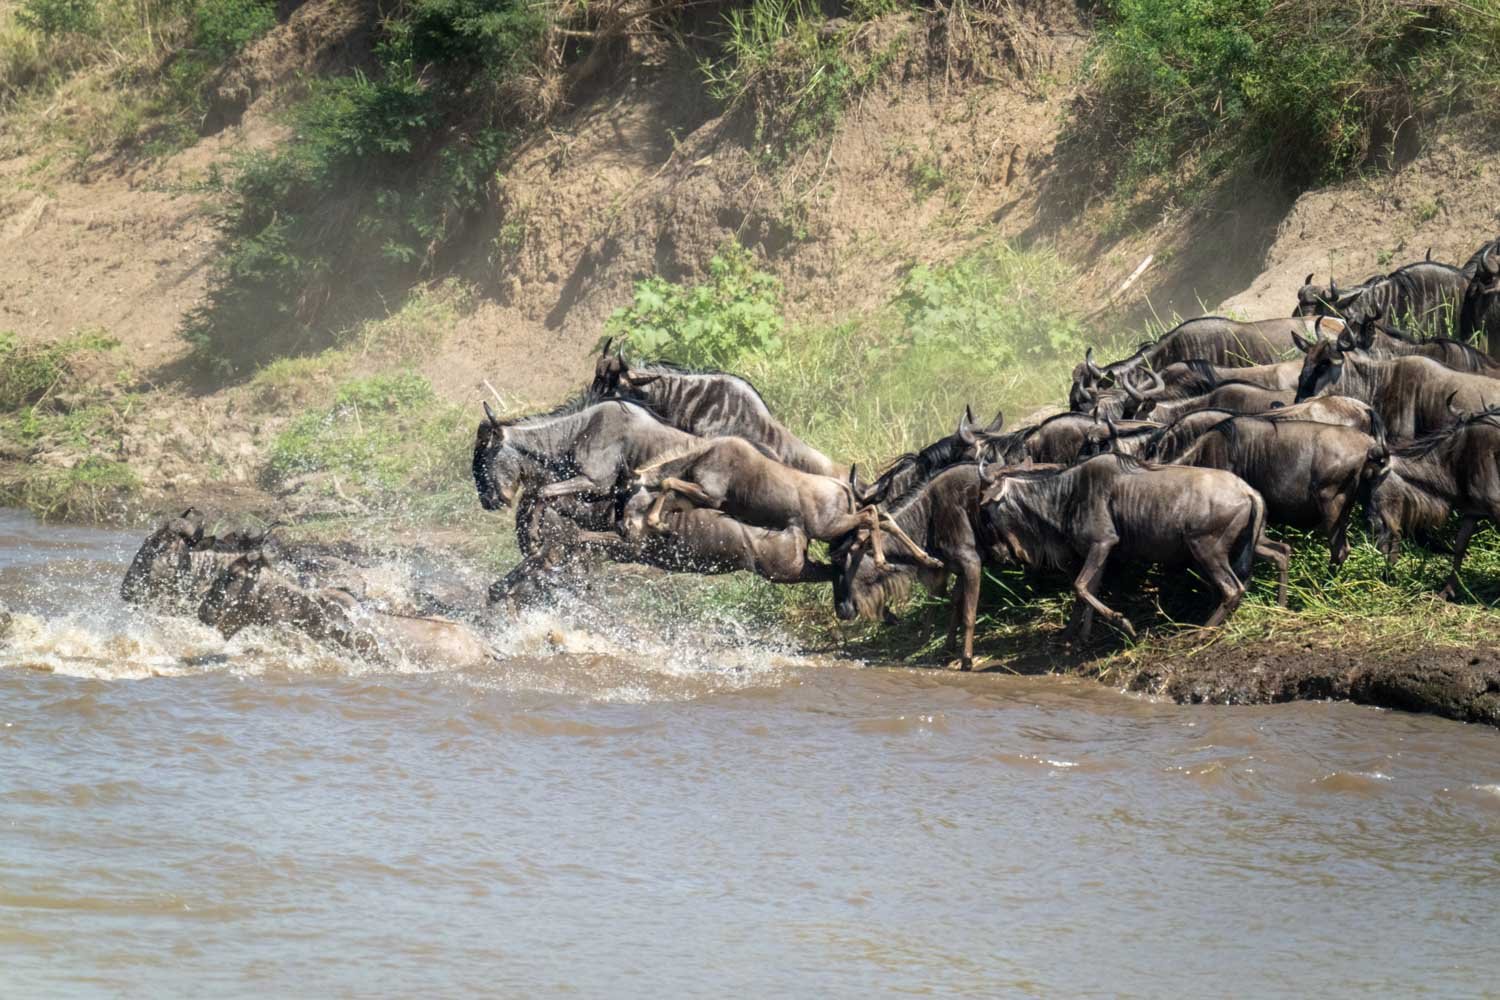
[1231,490,1266,585]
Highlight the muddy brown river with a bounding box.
[2,509,1499,996]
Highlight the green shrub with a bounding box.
[606,243,784,369]
[16,0,98,38]
[395,0,549,76]
[194,0,276,59]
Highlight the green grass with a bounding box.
[0,456,138,521]
[701,0,912,165]
[263,371,473,512]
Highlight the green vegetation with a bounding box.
[264,372,472,510]
[1075,0,1500,197]
[702,0,911,164]
[0,0,278,159]
[0,329,119,410]
[606,243,784,369]
[185,0,549,371]
[0,456,139,521]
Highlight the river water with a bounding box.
[2,508,1499,997]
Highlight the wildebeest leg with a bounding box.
[957,558,982,671]
[1190,536,1246,629]
[1071,541,1133,641]
[1437,515,1482,600]
[860,507,945,570]
[1322,479,1358,571]
[925,572,949,634]
[537,476,601,500]
[646,478,721,530]
[1255,540,1292,607]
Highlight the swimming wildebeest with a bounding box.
[121,509,275,612]
[589,341,841,476]
[1460,239,1500,353]
[631,436,942,568]
[198,552,498,668]
[1293,328,1500,439]
[473,397,703,509]
[1297,260,1469,336]
[1158,415,1388,569]
[978,454,1290,642]
[1364,404,1500,599]
[859,406,1005,506]
[1068,316,1330,408]
[830,464,996,669]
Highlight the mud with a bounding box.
[1117,641,1500,728]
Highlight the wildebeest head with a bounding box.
[1294,327,1357,401]
[1294,274,1337,317]
[472,402,529,509]
[588,338,661,399]
[829,527,913,622]
[197,550,268,638]
[120,509,204,605]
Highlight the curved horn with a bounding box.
[1135,366,1166,400]
[1122,369,1147,403]
[1084,347,1104,383]
[1483,245,1500,276]
[600,336,613,357]
[483,401,500,427]
[1304,272,1314,287]
[1426,247,1433,262]
[983,409,1005,435]
[1447,391,1463,419]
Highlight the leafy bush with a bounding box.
[395,0,549,75]
[16,0,98,37]
[606,243,786,369]
[194,0,276,59]
[1079,0,1500,193]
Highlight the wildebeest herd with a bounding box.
[124,238,1500,670]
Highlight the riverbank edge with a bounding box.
[7,471,1498,730]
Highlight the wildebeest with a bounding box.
[988,411,1159,464]
[1300,260,1469,336]
[830,464,994,669]
[1293,273,1376,319]
[631,436,941,568]
[1304,314,1500,375]
[589,341,841,476]
[1070,316,1329,403]
[1459,239,1500,353]
[1161,415,1387,568]
[198,552,498,668]
[1293,329,1500,438]
[473,397,702,509]
[121,509,276,612]
[979,454,1290,641]
[1364,405,1500,599]
[859,406,1004,506]
[1084,359,1305,421]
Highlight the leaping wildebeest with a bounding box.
[979,454,1290,641]
[589,341,842,476]
[1364,404,1500,599]
[631,436,942,569]
[473,397,703,509]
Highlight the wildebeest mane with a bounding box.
[627,359,773,408]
